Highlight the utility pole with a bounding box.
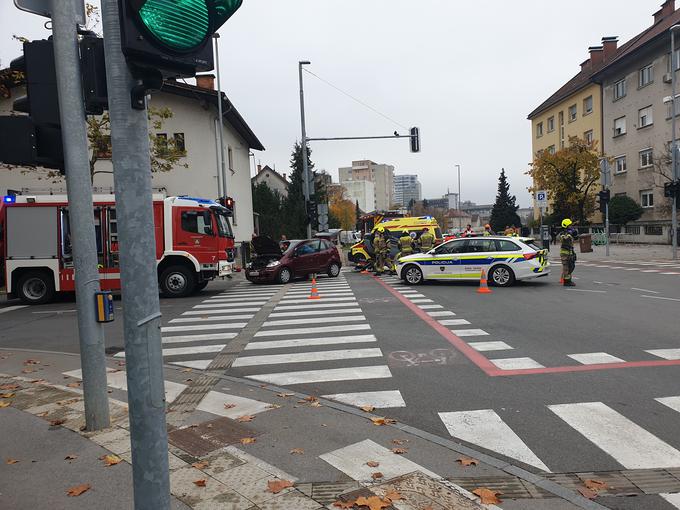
[50,0,110,431]
[299,60,312,239]
[455,164,462,230]
[671,25,680,260]
[214,33,228,199]
[101,0,170,507]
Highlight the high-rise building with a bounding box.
[341,179,375,213]
[393,174,422,207]
[338,160,394,211]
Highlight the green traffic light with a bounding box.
[213,0,243,27]
[139,0,210,52]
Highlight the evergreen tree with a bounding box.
[608,195,643,226]
[282,141,314,238]
[355,201,361,230]
[489,168,521,232]
[251,182,283,240]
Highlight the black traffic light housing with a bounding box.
[664,181,680,198]
[598,189,611,212]
[306,200,318,226]
[409,127,420,153]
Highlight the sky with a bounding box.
[0,0,668,207]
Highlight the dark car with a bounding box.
[245,236,342,284]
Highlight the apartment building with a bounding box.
[393,174,422,207]
[338,159,394,211]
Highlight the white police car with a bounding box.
[396,236,550,286]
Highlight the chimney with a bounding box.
[282,173,287,181]
[601,36,618,60]
[257,164,262,173]
[580,58,591,72]
[654,0,675,23]
[589,46,604,66]
[196,74,216,90]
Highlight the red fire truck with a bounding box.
[0,194,236,305]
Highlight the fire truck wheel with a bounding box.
[160,266,196,298]
[194,280,209,293]
[17,271,55,305]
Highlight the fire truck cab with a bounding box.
[0,194,236,305]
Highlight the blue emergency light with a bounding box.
[2,195,16,204]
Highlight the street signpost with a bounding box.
[317,203,329,232]
[535,190,548,249]
[14,0,85,23]
[600,159,611,256]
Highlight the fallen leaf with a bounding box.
[309,401,322,408]
[184,379,193,383]
[391,439,408,445]
[0,392,15,398]
[472,487,502,505]
[236,415,254,422]
[457,457,478,467]
[64,455,78,460]
[266,404,281,409]
[239,437,256,445]
[21,369,34,374]
[366,461,380,468]
[193,479,207,487]
[67,382,81,388]
[0,384,20,390]
[191,461,209,469]
[584,479,608,492]
[332,501,355,509]
[289,448,304,455]
[223,403,236,409]
[360,405,375,412]
[6,458,19,464]
[355,495,392,510]
[28,379,45,384]
[371,472,384,480]
[0,402,10,408]
[303,396,318,402]
[266,479,294,494]
[36,411,49,417]
[181,368,192,373]
[56,398,79,405]
[23,359,41,365]
[385,490,403,502]
[391,447,408,454]
[578,487,598,500]
[276,393,294,398]
[50,419,66,426]
[103,454,121,467]
[67,483,91,497]
[371,417,396,426]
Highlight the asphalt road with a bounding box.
[2,259,680,483]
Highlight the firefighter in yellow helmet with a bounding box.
[483,224,494,236]
[418,227,435,253]
[396,229,414,262]
[373,227,387,275]
[558,218,578,286]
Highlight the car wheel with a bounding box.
[403,264,423,285]
[16,271,55,305]
[328,262,341,278]
[159,265,196,298]
[278,267,292,284]
[490,265,515,287]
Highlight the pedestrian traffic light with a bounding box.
[409,127,420,153]
[665,180,680,198]
[598,189,610,211]
[119,0,244,78]
[306,201,318,226]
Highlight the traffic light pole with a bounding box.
[101,0,170,508]
[50,0,110,431]
[214,33,228,199]
[605,201,610,257]
[299,61,312,239]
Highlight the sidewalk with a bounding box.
[546,242,676,262]
[0,349,606,510]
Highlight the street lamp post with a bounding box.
[671,26,680,259]
[455,164,461,230]
[299,61,312,239]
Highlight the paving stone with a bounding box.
[170,465,253,510]
[206,462,270,488]
[232,476,295,506]
[200,449,245,476]
[311,481,360,504]
[257,490,323,510]
[574,471,643,496]
[371,472,486,509]
[622,469,680,494]
[89,427,131,455]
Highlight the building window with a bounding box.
[547,116,555,132]
[639,64,653,88]
[536,122,543,138]
[227,147,234,171]
[645,224,663,235]
[173,133,186,152]
[583,95,593,115]
[584,130,594,144]
[614,155,627,174]
[673,48,680,71]
[568,104,577,122]
[639,148,653,168]
[614,116,626,136]
[614,78,626,100]
[640,189,654,208]
[638,106,653,128]
[548,145,556,155]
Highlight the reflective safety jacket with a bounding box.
[398,235,413,253]
[419,232,435,250]
[558,230,576,257]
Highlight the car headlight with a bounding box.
[246,262,252,269]
[266,260,281,268]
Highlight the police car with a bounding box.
[396,236,549,286]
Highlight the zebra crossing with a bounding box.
[113,283,278,370]
[227,274,406,409]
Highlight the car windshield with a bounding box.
[214,211,233,238]
[283,240,303,254]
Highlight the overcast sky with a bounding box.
[0,0,667,207]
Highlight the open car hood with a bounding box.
[251,236,282,256]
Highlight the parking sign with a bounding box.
[536,190,548,208]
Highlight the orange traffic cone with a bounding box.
[309,274,321,300]
[559,276,564,284]
[477,269,493,294]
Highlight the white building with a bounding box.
[251,164,288,197]
[338,159,394,211]
[393,174,422,207]
[341,179,375,213]
[0,74,264,248]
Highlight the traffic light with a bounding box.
[664,180,680,198]
[119,0,244,78]
[409,127,420,153]
[79,36,109,115]
[306,200,318,226]
[218,196,234,213]
[598,189,611,212]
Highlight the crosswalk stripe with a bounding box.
[0,305,28,314]
[161,323,247,333]
[217,291,276,297]
[451,329,489,337]
[63,369,186,403]
[418,304,443,310]
[284,292,354,298]
[182,308,259,315]
[269,308,363,318]
[438,319,471,326]
[194,303,262,310]
[646,349,680,360]
[549,402,680,469]
[427,311,456,317]
[168,359,212,370]
[655,396,680,414]
[262,315,366,327]
[208,298,268,303]
[254,324,370,337]
[661,493,680,508]
[322,390,405,408]
[232,348,383,367]
[246,365,392,385]
[169,314,254,323]
[490,357,544,370]
[439,410,550,471]
[244,334,377,350]
[279,297,356,304]
[162,332,237,344]
[567,352,625,365]
[409,298,434,303]
[275,302,358,311]
[469,341,513,352]
[115,344,226,358]
[195,390,273,418]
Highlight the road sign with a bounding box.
[14,0,85,24]
[600,158,611,187]
[535,190,548,208]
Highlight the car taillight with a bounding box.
[523,252,538,260]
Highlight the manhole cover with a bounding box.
[168,417,259,457]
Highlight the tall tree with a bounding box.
[251,182,283,239]
[489,168,521,232]
[528,136,600,225]
[355,200,361,230]
[282,141,314,238]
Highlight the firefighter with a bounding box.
[483,224,494,236]
[373,228,387,275]
[396,229,414,262]
[558,218,578,287]
[382,228,396,274]
[419,227,435,253]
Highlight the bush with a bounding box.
[608,195,643,225]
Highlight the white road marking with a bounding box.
[216,291,276,297]
[660,272,680,275]
[245,334,377,351]
[194,303,263,310]
[549,402,680,469]
[254,324,370,337]
[451,329,489,337]
[567,352,625,365]
[409,298,434,303]
[284,292,354,298]
[322,390,406,408]
[490,357,544,370]
[183,308,259,315]
[631,288,660,294]
[660,493,680,508]
[168,359,212,370]
[399,293,426,298]
[262,315,366,327]
[320,439,438,481]
[438,319,471,326]
[439,409,550,471]
[162,332,237,344]
[247,365,392,385]
[641,270,661,273]
[63,369,186,403]
[169,314,254,323]
[646,349,680,360]
[196,390,272,418]
[0,305,28,314]
[278,297,357,304]
[161,323,247,333]
[642,295,680,302]
[624,268,638,271]
[269,308,363,318]
[469,341,513,352]
[427,311,456,317]
[232,348,383,367]
[115,344,226,358]
[207,298,268,304]
[655,396,680,414]
[418,304,443,310]
[566,289,607,293]
[275,302,358,311]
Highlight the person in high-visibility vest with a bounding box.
[396,230,414,262]
[558,218,578,287]
[373,228,387,275]
[482,224,495,236]
[418,228,435,253]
